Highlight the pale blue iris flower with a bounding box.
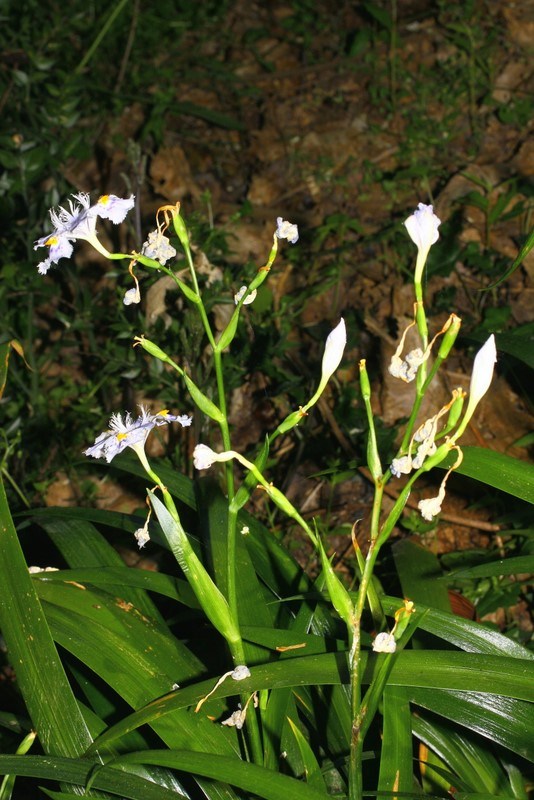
[34,192,135,274]
[85,406,192,463]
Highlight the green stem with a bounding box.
[75,0,130,73]
[348,537,381,800]
[180,227,264,762]
[398,295,428,453]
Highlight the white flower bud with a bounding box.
[193,444,218,470]
[404,203,441,256]
[321,318,346,385]
[469,335,497,408]
[193,444,235,470]
[453,335,498,442]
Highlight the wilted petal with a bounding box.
[390,455,412,478]
[234,286,257,305]
[418,482,447,521]
[275,217,299,244]
[123,286,141,305]
[372,632,396,653]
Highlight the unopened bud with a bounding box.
[437,314,462,360]
[321,318,346,385]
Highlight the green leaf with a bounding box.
[381,596,534,659]
[447,555,534,579]
[414,712,516,796]
[0,476,94,756]
[183,374,225,422]
[106,750,331,800]
[36,515,164,622]
[316,536,353,627]
[89,651,534,753]
[0,755,184,800]
[440,446,534,503]
[495,331,534,369]
[378,687,413,797]
[215,306,240,351]
[286,717,326,791]
[196,480,274,663]
[486,226,534,289]
[148,491,239,645]
[393,539,451,613]
[33,566,199,609]
[411,689,534,762]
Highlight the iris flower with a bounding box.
[85,406,191,464]
[35,192,135,274]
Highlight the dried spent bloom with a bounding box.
[123,286,141,305]
[28,566,59,574]
[231,665,251,681]
[414,419,434,443]
[390,455,412,478]
[418,482,447,522]
[404,203,441,259]
[411,440,436,470]
[234,285,257,305]
[84,406,191,463]
[222,707,246,729]
[388,317,421,383]
[275,217,299,244]
[141,229,177,265]
[134,526,150,549]
[35,192,135,274]
[195,665,251,714]
[372,632,397,653]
